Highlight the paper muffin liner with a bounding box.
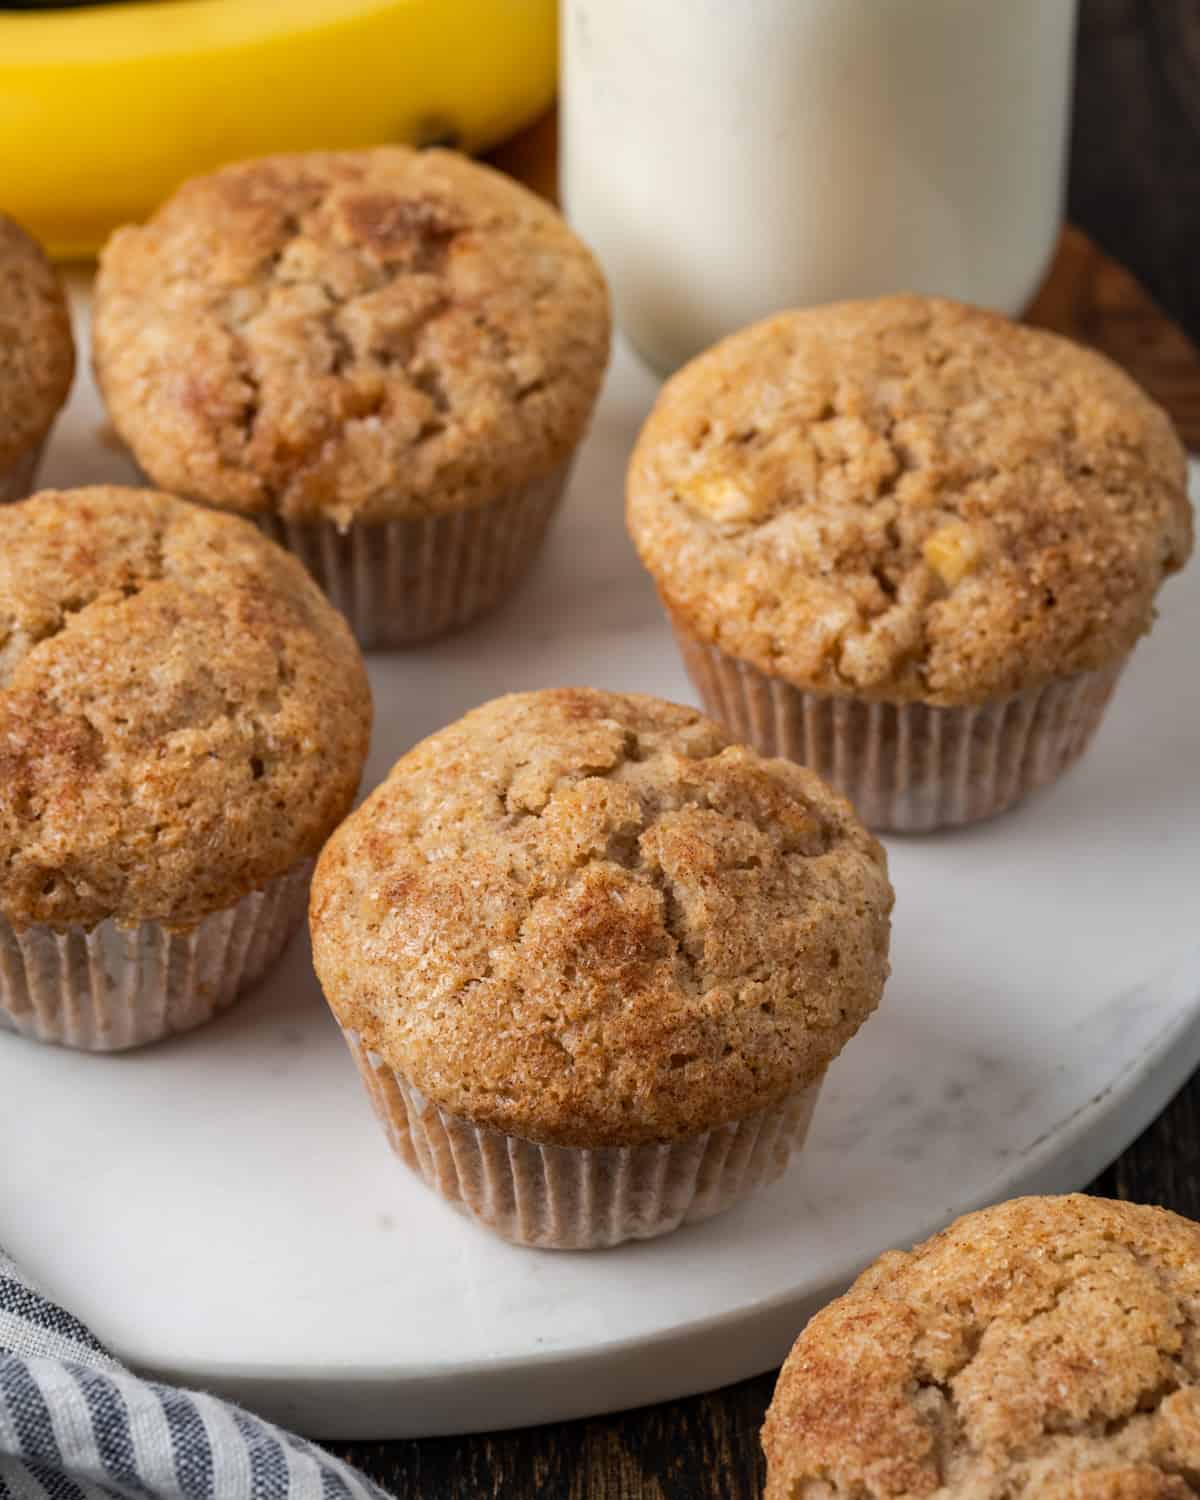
[343,1031,823,1249]
[672,622,1124,833]
[253,463,570,649]
[0,860,313,1052]
[0,443,44,505]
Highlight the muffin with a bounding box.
[627,296,1193,832]
[310,688,892,1249]
[763,1194,1200,1498]
[0,214,74,502]
[0,485,372,1051]
[92,147,611,648]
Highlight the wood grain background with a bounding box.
[340,3,1200,1491]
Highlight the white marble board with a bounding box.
[1,289,1199,1439]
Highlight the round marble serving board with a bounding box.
[1,288,1198,1440]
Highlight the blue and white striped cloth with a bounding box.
[0,1247,391,1500]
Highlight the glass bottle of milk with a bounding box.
[561,0,1078,374]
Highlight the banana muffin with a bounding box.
[0,215,74,502]
[627,296,1193,832]
[310,688,892,1249]
[763,1194,1200,1499]
[0,485,372,1050]
[92,147,611,647]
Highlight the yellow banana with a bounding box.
[0,0,557,259]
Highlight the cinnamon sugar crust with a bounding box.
[93,148,610,526]
[0,215,74,469]
[0,486,372,930]
[628,297,1192,706]
[763,1194,1200,1499]
[310,688,892,1148]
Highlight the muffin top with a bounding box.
[0,486,372,931]
[763,1194,1200,1500]
[628,297,1192,706]
[0,215,74,468]
[310,688,892,1148]
[93,148,611,527]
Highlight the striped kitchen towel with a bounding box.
[0,1246,391,1500]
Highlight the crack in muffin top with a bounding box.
[92,148,611,526]
[627,297,1192,706]
[0,486,372,930]
[310,689,892,1148]
[0,215,74,468]
[763,1194,1200,1500]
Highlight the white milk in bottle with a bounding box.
[562,0,1078,373]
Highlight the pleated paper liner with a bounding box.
[344,1030,823,1250]
[255,464,569,649]
[672,621,1124,833]
[0,859,313,1051]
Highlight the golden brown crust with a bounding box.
[627,297,1193,706]
[0,215,74,468]
[0,486,372,930]
[93,149,611,526]
[762,1195,1200,1500]
[310,688,892,1147]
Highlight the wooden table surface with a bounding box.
[340,3,1200,1492]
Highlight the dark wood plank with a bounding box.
[343,3,1200,1492]
[1069,0,1200,349]
[1025,227,1200,451]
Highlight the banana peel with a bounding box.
[0,0,558,258]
